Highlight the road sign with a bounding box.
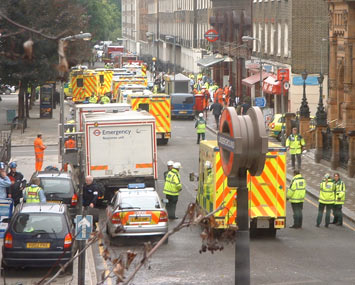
[75,215,93,240]
[283,81,290,90]
[0,199,13,238]
[254,97,266,108]
[204,29,219,42]
[277,69,290,82]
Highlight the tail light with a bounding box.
[111,213,121,224]
[64,233,72,249]
[4,232,13,248]
[270,123,275,129]
[71,193,78,206]
[159,211,168,223]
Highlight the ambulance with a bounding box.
[195,140,286,236]
[127,93,171,145]
[96,68,113,96]
[71,69,99,102]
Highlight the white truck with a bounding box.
[72,103,131,131]
[82,110,157,202]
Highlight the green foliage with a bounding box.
[83,0,122,42]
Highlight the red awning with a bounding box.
[242,72,271,87]
[263,75,282,95]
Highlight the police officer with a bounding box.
[164,160,174,181]
[204,161,213,201]
[286,127,305,170]
[195,113,206,144]
[331,173,346,226]
[316,173,335,227]
[7,162,26,206]
[0,162,11,199]
[89,93,98,104]
[100,94,111,104]
[83,176,100,208]
[23,177,46,203]
[287,170,306,228]
[163,162,182,219]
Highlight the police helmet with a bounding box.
[9,162,17,168]
[199,113,203,118]
[173,162,181,169]
[0,162,5,169]
[167,160,174,166]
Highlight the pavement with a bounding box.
[204,110,355,223]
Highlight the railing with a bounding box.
[321,127,332,162]
[0,131,11,164]
[339,133,349,169]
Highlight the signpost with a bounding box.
[254,97,266,108]
[0,198,13,238]
[204,29,219,42]
[217,107,268,285]
[75,215,93,240]
[40,84,54,118]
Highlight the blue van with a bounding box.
[171,93,195,120]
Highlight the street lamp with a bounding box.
[59,32,92,171]
[299,69,310,118]
[315,73,327,126]
[166,35,176,93]
[242,35,264,101]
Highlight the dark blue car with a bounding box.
[1,203,77,274]
[171,93,195,120]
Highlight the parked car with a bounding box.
[106,184,168,240]
[0,85,16,95]
[171,93,195,120]
[269,113,316,141]
[1,203,77,274]
[30,171,79,220]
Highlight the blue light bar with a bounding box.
[128,183,146,189]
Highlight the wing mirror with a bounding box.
[161,198,169,204]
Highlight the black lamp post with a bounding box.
[299,69,310,118]
[315,73,327,126]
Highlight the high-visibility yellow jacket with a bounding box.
[100,96,110,104]
[163,169,182,196]
[286,134,305,155]
[287,174,306,203]
[335,179,346,205]
[319,179,335,204]
[89,96,97,103]
[195,118,206,134]
[24,186,41,203]
[204,170,213,199]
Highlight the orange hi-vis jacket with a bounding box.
[64,139,76,149]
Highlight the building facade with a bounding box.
[122,0,138,54]
[252,0,328,115]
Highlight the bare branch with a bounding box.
[122,202,226,285]
[0,29,25,38]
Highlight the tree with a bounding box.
[0,0,91,119]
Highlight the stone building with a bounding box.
[121,0,138,54]
[251,0,328,115]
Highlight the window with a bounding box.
[253,23,257,52]
[77,78,83,88]
[277,22,281,56]
[284,23,289,57]
[264,23,268,53]
[258,23,262,53]
[14,213,64,234]
[270,23,275,55]
[40,177,73,194]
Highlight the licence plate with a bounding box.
[27,242,50,249]
[179,111,187,114]
[47,200,61,204]
[130,217,150,223]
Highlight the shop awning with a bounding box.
[242,72,271,87]
[263,75,282,95]
[197,54,226,68]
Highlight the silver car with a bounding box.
[106,184,168,239]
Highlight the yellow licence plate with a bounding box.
[48,200,61,204]
[179,111,187,114]
[27,242,50,249]
[130,217,150,223]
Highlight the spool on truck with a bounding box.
[81,110,158,203]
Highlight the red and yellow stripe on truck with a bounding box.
[128,93,171,144]
[112,79,146,101]
[71,70,99,102]
[196,140,286,235]
[96,69,113,96]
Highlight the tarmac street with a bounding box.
[2,99,355,284]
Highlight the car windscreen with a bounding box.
[172,95,193,105]
[40,177,73,194]
[119,195,160,209]
[13,213,65,233]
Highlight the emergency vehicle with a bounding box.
[117,84,148,103]
[195,140,286,236]
[111,78,146,101]
[95,68,113,96]
[71,69,99,102]
[127,93,171,144]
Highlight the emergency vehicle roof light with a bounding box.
[128,183,146,189]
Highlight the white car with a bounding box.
[106,184,168,239]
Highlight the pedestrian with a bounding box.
[286,127,305,170]
[163,162,182,219]
[287,170,306,228]
[331,173,346,226]
[195,113,206,144]
[34,134,47,172]
[63,136,76,172]
[23,177,46,203]
[210,100,223,129]
[83,176,100,208]
[164,160,174,181]
[0,162,12,199]
[7,162,25,206]
[100,93,111,104]
[316,173,336,227]
[241,99,251,115]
